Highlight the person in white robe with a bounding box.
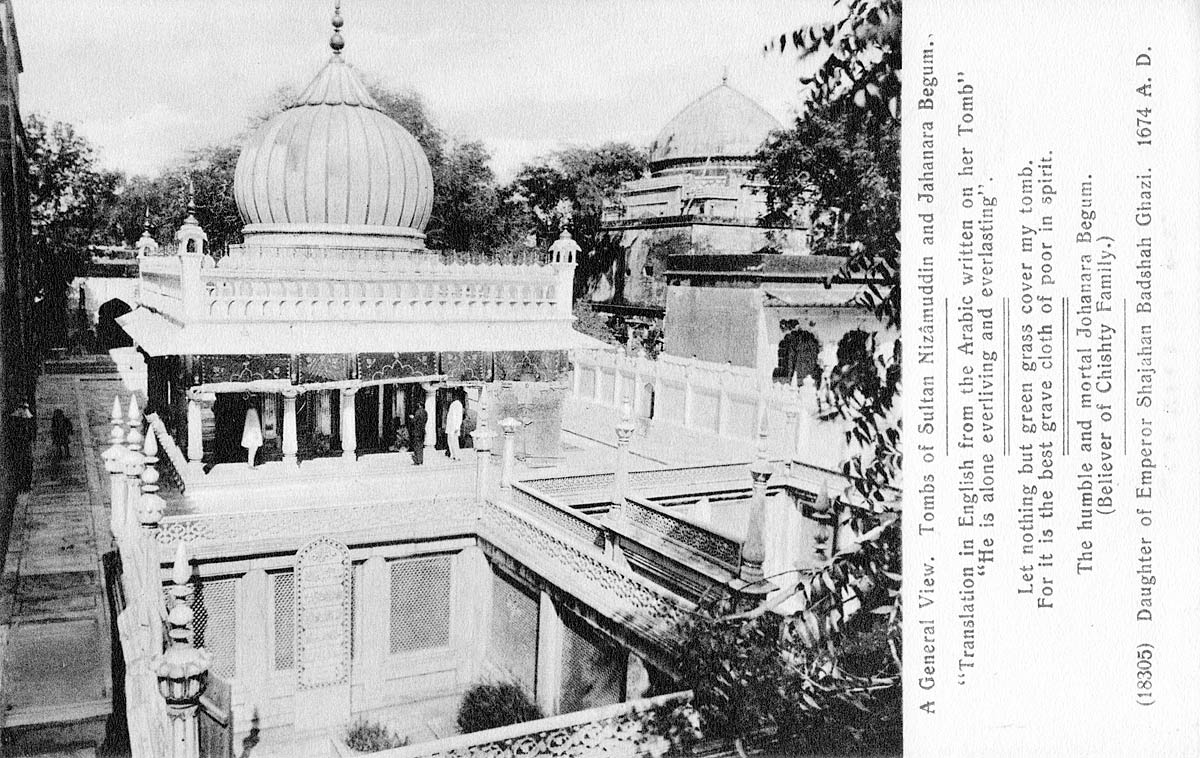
[446,397,465,461]
[242,404,263,468]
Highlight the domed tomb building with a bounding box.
[121,12,589,473]
[592,79,809,318]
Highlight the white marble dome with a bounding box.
[649,83,782,170]
[233,53,434,246]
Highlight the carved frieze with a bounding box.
[356,352,438,381]
[440,351,493,383]
[299,353,351,384]
[494,350,571,382]
[199,354,291,384]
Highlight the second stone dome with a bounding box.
[233,54,434,245]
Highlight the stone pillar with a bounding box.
[155,542,211,758]
[592,363,604,404]
[797,376,818,463]
[499,417,520,489]
[571,359,582,398]
[716,362,731,437]
[682,360,694,429]
[235,568,269,740]
[740,434,773,584]
[471,429,497,501]
[534,590,564,716]
[784,381,800,476]
[102,396,127,542]
[340,387,358,461]
[281,390,298,468]
[359,556,389,709]
[614,403,636,520]
[185,390,213,475]
[422,382,437,451]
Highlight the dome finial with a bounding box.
[330,1,345,54]
[721,66,729,85]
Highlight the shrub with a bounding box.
[344,718,408,753]
[457,681,543,734]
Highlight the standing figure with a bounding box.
[242,404,263,468]
[445,396,465,461]
[50,409,73,460]
[8,402,34,491]
[409,406,427,465]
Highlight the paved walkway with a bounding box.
[1,373,136,756]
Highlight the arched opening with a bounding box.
[829,329,880,397]
[96,298,134,351]
[774,321,821,385]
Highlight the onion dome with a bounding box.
[648,82,782,171]
[233,4,434,248]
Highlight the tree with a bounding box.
[507,143,646,296]
[26,114,121,349]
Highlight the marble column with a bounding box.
[499,417,520,488]
[423,382,437,451]
[340,387,358,461]
[534,590,564,716]
[614,403,636,520]
[740,435,773,584]
[281,391,298,468]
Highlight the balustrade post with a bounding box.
[281,390,299,468]
[102,396,127,542]
[740,431,772,584]
[471,428,497,502]
[340,387,358,461]
[614,403,636,521]
[155,542,211,758]
[682,359,695,429]
[139,432,167,646]
[784,375,801,476]
[716,362,731,437]
[571,357,582,398]
[499,417,520,489]
[797,376,818,462]
[592,362,604,404]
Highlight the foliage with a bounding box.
[507,143,646,295]
[766,0,901,124]
[456,681,543,734]
[343,718,409,753]
[104,77,521,256]
[26,113,121,349]
[570,301,623,347]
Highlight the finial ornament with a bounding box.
[722,66,729,85]
[330,1,345,53]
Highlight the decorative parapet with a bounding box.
[154,496,477,558]
[508,482,606,550]
[367,690,696,758]
[137,247,570,324]
[623,496,742,573]
[480,499,691,651]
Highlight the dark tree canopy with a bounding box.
[26,113,121,348]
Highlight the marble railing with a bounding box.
[572,348,853,471]
[370,690,696,758]
[624,496,742,573]
[136,249,572,324]
[516,466,747,577]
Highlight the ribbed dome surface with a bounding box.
[649,84,782,167]
[234,55,434,232]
